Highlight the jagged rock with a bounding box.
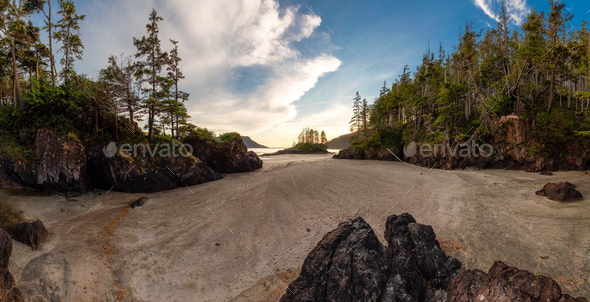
[447,261,587,302]
[280,214,462,302]
[0,228,24,302]
[86,143,222,193]
[385,213,462,300]
[12,220,49,250]
[540,171,554,175]
[535,182,583,202]
[184,133,262,173]
[130,197,148,209]
[279,217,416,302]
[35,129,91,195]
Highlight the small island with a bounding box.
[262,128,332,155]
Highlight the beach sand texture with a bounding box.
[3,154,590,301]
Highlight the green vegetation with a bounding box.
[293,142,328,151]
[219,132,241,143]
[348,1,590,155]
[0,3,217,161]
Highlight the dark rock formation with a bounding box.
[130,197,148,209]
[447,261,587,302]
[280,214,462,302]
[281,214,587,301]
[184,133,262,173]
[536,182,583,202]
[0,228,24,302]
[12,220,49,250]
[279,217,417,302]
[86,143,222,193]
[263,147,331,156]
[385,213,463,300]
[333,146,397,161]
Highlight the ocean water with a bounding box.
[249,148,341,156]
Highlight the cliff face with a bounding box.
[0,129,261,194]
[335,118,590,172]
[184,133,263,174]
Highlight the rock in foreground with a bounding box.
[281,214,588,302]
[536,182,583,202]
[447,261,586,302]
[12,220,49,250]
[0,229,24,301]
[280,214,463,302]
[130,197,148,209]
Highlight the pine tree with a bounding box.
[53,0,85,79]
[133,9,169,143]
[350,91,361,133]
[320,131,328,144]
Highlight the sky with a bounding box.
[32,0,590,147]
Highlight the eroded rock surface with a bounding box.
[0,229,24,302]
[447,261,587,302]
[536,182,583,202]
[12,220,49,250]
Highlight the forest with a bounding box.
[292,127,329,150]
[349,0,590,155]
[0,0,201,162]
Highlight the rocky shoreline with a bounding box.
[334,117,590,172]
[0,130,262,195]
[281,214,588,302]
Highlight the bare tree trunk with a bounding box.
[547,70,555,112]
[48,0,56,87]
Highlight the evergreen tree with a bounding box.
[133,9,169,143]
[53,0,85,78]
[350,91,361,133]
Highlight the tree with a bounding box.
[25,0,57,86]
[350,91,361,133]
[166,39,189,138]
[133,9,169,143]
[320,130,327,144]
[53,0,85,79]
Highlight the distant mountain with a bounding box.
[327,133,354,149]
[243,136,268,148]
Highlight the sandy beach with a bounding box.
[3,154,590,301]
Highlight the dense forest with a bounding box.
[349,0,590,156]
[0,1,206,162]
[291,127,328,151]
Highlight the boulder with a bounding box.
[130,197,148,209]
[385,213,463,300]
[540,171,554,176]
[184,133,263,173]
[279,217,416,302]
[535,182,583,202]
[12,220,49,250]
[447,261,587,302]
[0,229,24,302]
[280,214,462,302]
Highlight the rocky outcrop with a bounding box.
[536,182,583,202]
[282,214,587,301]
[130,197,148,209]
[184,133,262,173]
[0,228,24,302]
[86,143,222,193]
[280,214,462,302]
[12,220,49,250]
[334,118,590,172]
[263,147,331,156]
[333,146,397,161]
[447,261,587,302]
[385,213,463,300]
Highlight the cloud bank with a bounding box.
[78,0,341,146]
[473,0,529,25]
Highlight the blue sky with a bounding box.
[32,0,590,146]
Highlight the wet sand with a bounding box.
[3,154,590,301]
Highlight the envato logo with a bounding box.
[103,141,193,158]
[403,140,493,158]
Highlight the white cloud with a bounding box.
[472,0,529,25]
[77,0,341,146]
